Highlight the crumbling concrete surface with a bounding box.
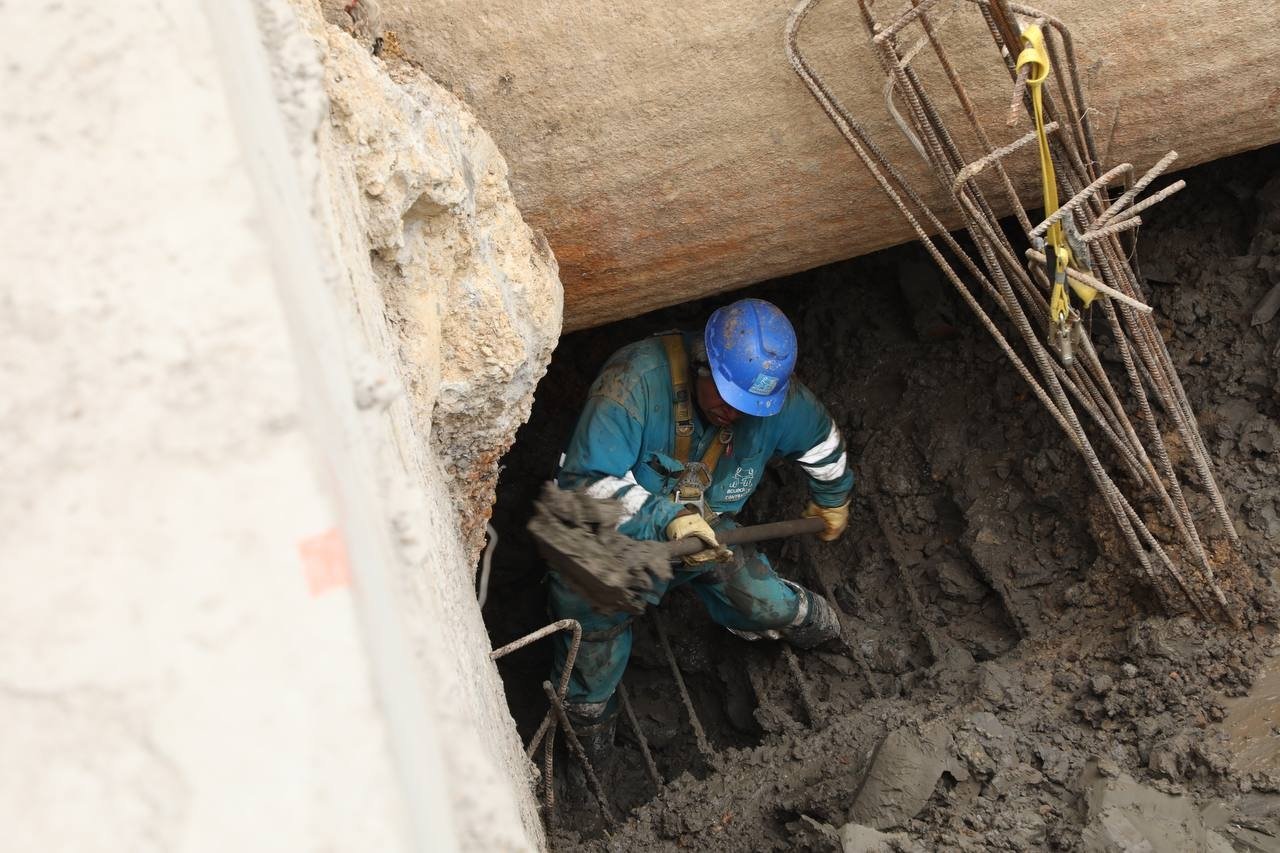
[300,0,562,560]
[323,1,1280,329]
[285,0,564,845]
[4,0,560,850]
[2,1,412,850]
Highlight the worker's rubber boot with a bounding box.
[781,585,842,649]
[728,579,840,648]
[561,702,617,812]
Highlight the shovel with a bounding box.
[527,481,826,614]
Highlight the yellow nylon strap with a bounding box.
[660,333,694,464]
[700,427,732,474]
[1016,25,1096,313]
[671,428,732,512]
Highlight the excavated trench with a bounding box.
[483,147,1280,851]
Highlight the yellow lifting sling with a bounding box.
[1017,25,1096,364]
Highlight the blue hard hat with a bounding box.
[703,298,797,417]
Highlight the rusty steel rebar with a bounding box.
[871,0,951,43]
[618,683,663,792]
[787,0,1240,623]
[490,618,582,818]
[1107,180,1186,227]
[541,680,615,826]
[1097,151,1179,227]
[651,609,715,761]
[1007,63,1031,127]
[1024,249,1152,313]
[1082,216,1143,243]
[952,122,1058,192]
[782,644,820,726]
[1029,163,1133,239]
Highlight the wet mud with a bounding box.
[484,146,1280,851]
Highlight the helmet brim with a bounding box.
[710,368,789,417]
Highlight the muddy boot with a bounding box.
[728,580,840,648]
[561,702,617,812]
[780,583,841,649]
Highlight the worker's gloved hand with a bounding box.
[804,499,850,542]
[666,511,733,565]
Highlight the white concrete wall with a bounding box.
[1,1,547,850]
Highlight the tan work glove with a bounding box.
[666,511,733,565]
[804,499,850,542]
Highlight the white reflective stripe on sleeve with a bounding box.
[802,452,848,482]
[584,475,634,499]
[615,484,653,526]
[796,424,841,465]
[559,453,566,467]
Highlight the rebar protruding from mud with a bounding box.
[851,639,882,700]
[541,680,615,827]
[618,683,663,792]
[493,618,582,757]
[490,618,583,819]
[651,609,715,762]
[805,540,882,699]
[782,644,820,726]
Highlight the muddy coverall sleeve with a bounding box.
[556,395,682,542]
[777,384,854,507]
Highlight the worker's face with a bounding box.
[696,375,743,427]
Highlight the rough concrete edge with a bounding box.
[318,10,564,562]
[239,0,551,847]
[394,62,564,562]
[198,1,461,849]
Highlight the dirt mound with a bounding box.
[488,146,1280,851]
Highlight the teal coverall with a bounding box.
[550,333,853,715]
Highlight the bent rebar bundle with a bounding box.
[787,0,1241,621]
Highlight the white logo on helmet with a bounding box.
[748,373,779,395]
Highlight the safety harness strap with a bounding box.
[701,427,731,472]
[660,332,734,513]
[660,333,695,464]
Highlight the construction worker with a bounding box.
[549,297,852,769]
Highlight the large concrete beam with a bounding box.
[332,1,1279,329]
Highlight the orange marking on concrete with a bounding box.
[299,527,351,596]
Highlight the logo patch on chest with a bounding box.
[723,466,757,501]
